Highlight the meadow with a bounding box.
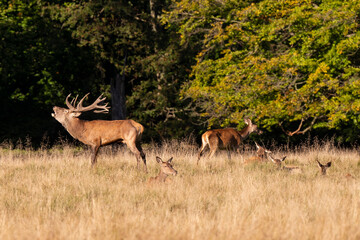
[0,139,359,240]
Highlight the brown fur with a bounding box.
[316,160,332,176]
[52,96,146,171]
[268,154,302,174]
[244,142,271,165]
[197,118,262,163]
[148,157,177,184]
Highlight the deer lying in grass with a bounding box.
[51,93,147,171]
[197,118,262,164]
[148,157,178,184]
[268,154,302,174]
[316,160,332,176]
[244,142,272,165]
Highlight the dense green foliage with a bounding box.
[1,0,360,145]
[163,0,360,143]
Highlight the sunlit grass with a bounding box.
[0,140,359,239]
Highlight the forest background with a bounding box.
[1,0,360,147]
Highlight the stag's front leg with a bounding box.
[90,144,100,166]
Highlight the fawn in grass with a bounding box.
[316,159,332,176]
[244,142,272,165]
[148,157,178,184]
[268,154,302,174]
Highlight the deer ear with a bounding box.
[167,157,173,163]
[70,112,81,118]
[268,155,276,163]
[156,156,163,164]
[281,156,286,162]
[316,160,322,168]
[326,162,332,167]
[244,118,250,125]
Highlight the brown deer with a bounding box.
[244,142,272,165]
[316,160,332,175]
[268,154,302,174]
[197,118,262,164]
[148,157,178,184]
[51,93,147,171]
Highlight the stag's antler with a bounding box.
[65,93,110,113]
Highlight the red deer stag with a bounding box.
[51,93,147,171]
[197,118,262,164]
[148,156,178,184]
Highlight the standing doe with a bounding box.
[197,118,262,164]
[51,93,147,171]
[148,157,178,184]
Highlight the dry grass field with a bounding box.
[0,139,359,240]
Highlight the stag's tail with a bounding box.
[130,120,145,139]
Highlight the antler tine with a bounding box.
[74,93,109,113]
[93,102,110,113]
[65,94,76,110]
[76,93,90,109]
[70,95,79,107]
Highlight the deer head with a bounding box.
[156,156,178,176]
[51,93,110,125]
[254,141,271,158]
[316,160,332,175]
[240,118,263,138]
[268,154,286,168]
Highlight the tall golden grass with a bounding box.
[0,139,359,240]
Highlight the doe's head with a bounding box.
[156,156,178,176]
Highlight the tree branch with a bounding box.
[279,117,317,136]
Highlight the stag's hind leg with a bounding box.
[136,141,147,171]
[125,140,147,173]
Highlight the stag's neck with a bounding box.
[63,118,86,140]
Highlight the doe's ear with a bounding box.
[281,156,287,162]
[326,162,332,168]
[156,156,163,164]
[316,160,323,168]
[167,157,173,163]
[244,118,250,125]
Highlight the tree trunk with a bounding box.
[111,72,126,120]
[110,55,127,120]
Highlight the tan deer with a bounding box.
[197,118,262,164]
[268,154,302,174]
[148,157,178,184]
[51,93,147,171]
[244,142,272,164]
[316,160,332,175]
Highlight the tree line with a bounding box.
[1,0,360,147]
